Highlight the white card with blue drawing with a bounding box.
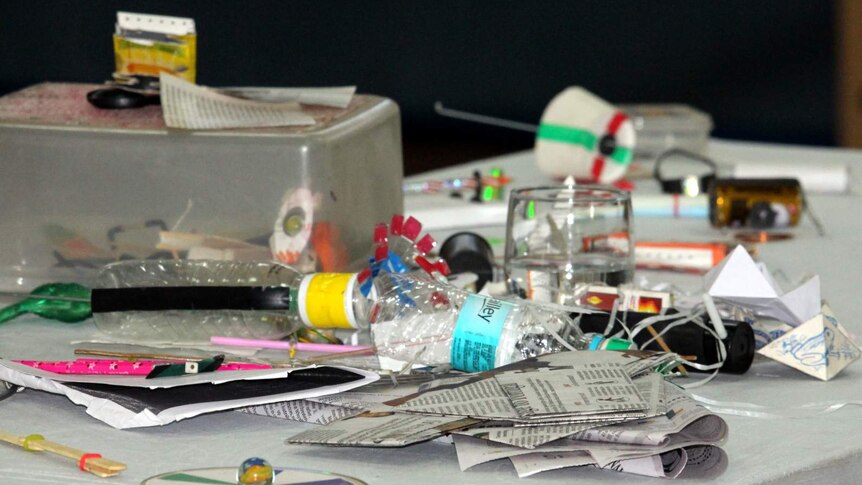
[757,304,861,380]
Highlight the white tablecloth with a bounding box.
[1,138,861,484]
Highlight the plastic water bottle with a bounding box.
[92,260,372,342]
[368,272,632,372]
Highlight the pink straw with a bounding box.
[210,336,371,354]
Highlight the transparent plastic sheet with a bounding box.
[690,394,862,419]
[93,260,305,342]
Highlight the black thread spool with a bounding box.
[439,232,496,292]
[576,310,755,374]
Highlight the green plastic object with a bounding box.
[0,283,92,324]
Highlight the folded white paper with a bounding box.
[704,246,821,326]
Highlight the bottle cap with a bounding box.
[298,273,365,329]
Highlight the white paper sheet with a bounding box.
[0,359,378,429]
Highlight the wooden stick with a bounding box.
[644,324,688,376]
[302,346,378,363]
[74,348,206,362]
[0,431,126,478]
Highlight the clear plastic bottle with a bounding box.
[368,272,632,372]
[93,260,370,342]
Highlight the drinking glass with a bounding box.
[504,185,634,304]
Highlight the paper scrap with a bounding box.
[159,72,316,129]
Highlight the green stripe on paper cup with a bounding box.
[537,123,597,150]
[610,146,633,165]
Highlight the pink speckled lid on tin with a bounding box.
[0,83,372,133]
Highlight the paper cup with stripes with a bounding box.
[535,87,636,184]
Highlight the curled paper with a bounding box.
[535,87,636,183]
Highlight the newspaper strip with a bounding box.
[286,412,481,447]
[494,361,648,419]
[509,448,687,478]
[160,72,316,129]
[238,399,361,425]
[394,374,520,420]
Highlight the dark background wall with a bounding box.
[1,1,836,174]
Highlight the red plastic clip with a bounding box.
[79,453,102,471]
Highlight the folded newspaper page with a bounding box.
[509,448,688,478]
[566,381,716,446]
[452,373,665,449]
[282,350,727,479]
[285,352,672,447]
[453,410,726,469]
[453,417,726,472]
[494,362,648,419]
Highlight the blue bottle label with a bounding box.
[451,294,513,372]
